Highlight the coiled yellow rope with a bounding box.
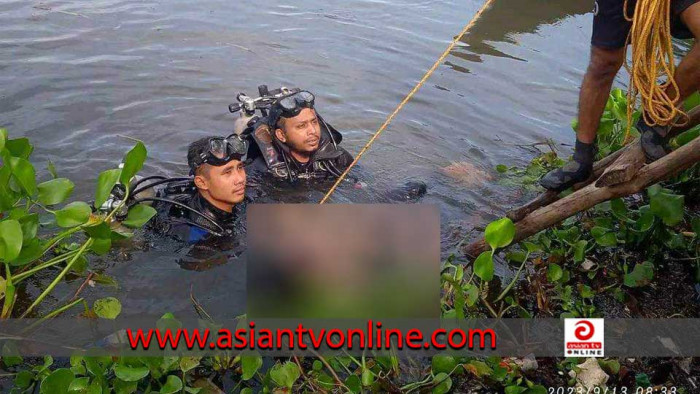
[624,0,687,140]
[319,0,495,204]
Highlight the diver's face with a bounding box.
[276,108,321,156]
[195,159,246,211]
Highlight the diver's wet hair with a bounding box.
[188,136,218,176]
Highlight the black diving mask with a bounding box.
[190,136,248,175]
[275,91,315,118]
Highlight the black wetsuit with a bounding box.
[149,182,245,244]
[245,116,353,183]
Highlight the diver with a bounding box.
[138,134,249,244]
[237,88,353,183]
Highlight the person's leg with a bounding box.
[540,46,625,191]
[637,2,700,159]
[675,3,700,101]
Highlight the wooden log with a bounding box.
[595,141,645,187]
[506,141,635,222]
[465,136,700,258]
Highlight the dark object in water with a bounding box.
[386,181,427,202]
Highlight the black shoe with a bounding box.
[636,117,671,162]
[539,159,593,192]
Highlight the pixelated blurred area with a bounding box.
[247,205,439,318]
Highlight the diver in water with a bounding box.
[243,90,353,183]
[145,135,248,244]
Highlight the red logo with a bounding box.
[574,320,595,341]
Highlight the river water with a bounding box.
[2,0,616,316]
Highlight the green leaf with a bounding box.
[47,160,58,179]
[464,283,479,307]
[122,204,157,228]
[5,137,33,159]
[40,368,74,394]
[505,386,526,394]
[523,385,547,394]
[432,354,457,374]
[650,190,684,226]
[474,251,494,281]
[37,178,74,205]
[610,198,628,219]
[93,297,122,319]
[18,213,39,241]
[113,364,149,382]
[68,376,89,392]
[9,156,37,196]
[159,375,183,394]
[119,141,147,185]
[573,240,587,263]
[431,372,452,394]
[312,360,323,371]
[14,370,34,389]
[598,359,620,375]
[692,217,700,235]
[591,226,617,247]
[496,164,508,173]
[624,261,654,288]
[240,353,262,380]
[635,373,651,388]
[2,342,23,367]
[345,375,362,393]
[94,169,121,209]
[55,202,91,228]
[636,206,655,232]
[0,128,6,151]
[485,218,516,249]
[179,357,200,373]
[547,264,563,282]
[269,361,300,389]
[112,378,138,394]
[361,368,374,387]
[0,220,23,262]
[84,222,112,255]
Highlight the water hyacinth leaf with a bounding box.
[6,137,33,159]
[240,353,262,380]
[692,217,700,235]
[610,198,627,219]
[160,375,183,394]
[94,169,121,209]
[47,159,58,179]
[345,375,362,394]
[522,241,542,253]
[361,367,374,386]
[14,370,33,389]
[112,379,138,394]
[523,385,548,394]
[598,359,620,375]
[270,361,300,389]
[67,376,89,392]
[573,240,587,263]
[485,217,516,249]
[547,264,563,282]
[636,207,655,232]
[312,360,323,371]
[40,368,74,394]
[623,261,654,288]
[649,191,684,226]
[9,156,36,196]
[12,238,43,266]
[0,219,23,262]
[1,342,23,367]
[674,127,699,147]
[591,227,617,247]
[432,354,457,374]
[505,386,526,394]
[122,204,157,228]
[0,128,6,151]
[55,202,91,228]
[93,297,122,319]
[87,380,101,394]
[464,283,479,307]
[473,251,494,282]
[18,212,39,241]
[119,141,147,185]
[113,363,149,382]
[91,237,111,255]
[37,178,74,205]
[431,372,452,394]
[317,373,334,389]
[496,164,508,173]
[179,357,200,373]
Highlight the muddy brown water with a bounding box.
[2,1,692,317]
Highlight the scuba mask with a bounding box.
[268,91,315,127]
[190,136,248,175]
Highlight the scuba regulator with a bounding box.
[228,85,301,136]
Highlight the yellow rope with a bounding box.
[624,0,687,141]
[319,0,495,204]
